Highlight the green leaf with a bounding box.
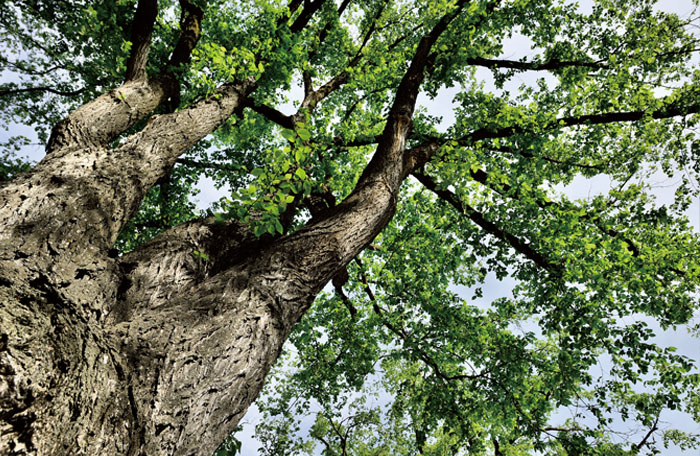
[281,129,296,141]
[297,128,311,141]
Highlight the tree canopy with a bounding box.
[2,0,700,454]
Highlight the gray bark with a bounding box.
[0,88,402,453]
[0,0,465,453]
[0,72,263,454]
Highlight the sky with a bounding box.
[1,0,699,454]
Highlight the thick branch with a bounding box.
[45,0,189,152]
[45,78,173,151]
[124,0,159,81]
[47,0,202,151]
[115,0,475,359]
[244,100,295,129]
[46,0,205,152]
[168,0,204,69]
[390,0,470,118]
[290,0,327,33]
[86,79,256,243]
[405,96,700,171]
[121,79,256,168]
[113,257,311,454]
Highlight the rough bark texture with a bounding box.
[0,0,466,453]
[0,73,259,454]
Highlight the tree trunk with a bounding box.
[0,0,465,452]
[0,63,406,454]
[0,122,399,454]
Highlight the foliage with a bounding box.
[2,0,700,454]
[214,428,244,456]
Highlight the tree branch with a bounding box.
[243,100,295,129]
[293,71,350,123]
[306,0,353,65]
[405,94,700,171]
[45,0,178,151]
[290,0,391,121]
[634,413,660,452]
[120,78,257,175]
[160,0,205,110]
[412,146,694,280]
[412,170,561,274]
[485,144,606,171]
[249,1,397,132]
[0,56,68,76]
[46,78,173,152]
[0,85,86,98]
[117,0,474,384]
[412,148,645,261]
[338,258,479,383]
[124,0,158,81]
[466,56,608,71]
[465,99,700,144]
[368,288,479,382]
[290,0,327,33]
[168,0,204,70]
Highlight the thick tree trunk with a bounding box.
[0,71,400,454]
[0,217,321,455]
[0,73,265,454]
[0,0,465,452]
[0,139,324,456]
[0,147,394,454]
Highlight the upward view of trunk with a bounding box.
[0,0,465,453]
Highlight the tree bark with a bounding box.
[0,0,466,454]
[0,75,259,454]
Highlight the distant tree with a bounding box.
[1,0,699,454]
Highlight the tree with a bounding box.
[1,0,700,454]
